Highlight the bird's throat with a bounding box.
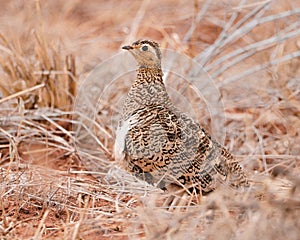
[136,67,164,85]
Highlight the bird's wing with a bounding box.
[122,105,206,186]
[122,105,182,184]
[122,104,247,191]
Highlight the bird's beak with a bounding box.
[122,45,133,50]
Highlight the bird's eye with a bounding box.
[141,45,148,51]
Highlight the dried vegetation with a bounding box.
[0,0,300,239]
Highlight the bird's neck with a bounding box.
[122,67,172,120]
[134,67,164,85]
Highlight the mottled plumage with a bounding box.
[115,39,248,194]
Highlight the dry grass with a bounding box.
[0,0,300,239]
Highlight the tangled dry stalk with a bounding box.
[0,0,300,239]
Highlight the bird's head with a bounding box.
[122,39,162,69]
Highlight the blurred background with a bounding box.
[0,0,299,239]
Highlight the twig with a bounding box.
[194,7,300,67]
[206,26,300,73]
[195,0,249,66]
[122,0,151,44]
[183,0,212,43]
[252,126,267,174]
[41,114,75,140]
[33,209,50,240]
[0,83,45,104]
[219,50,300,87]
[232,0,271,11]
[236,155,300,160]
[211,49,257,78]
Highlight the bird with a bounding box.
[114,39,248,196]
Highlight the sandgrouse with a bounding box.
[115,39,248,194]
